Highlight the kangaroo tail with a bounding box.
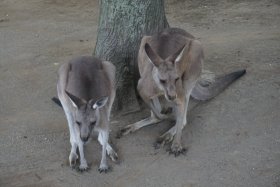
[191,69,246,101]
[52,97,62,107]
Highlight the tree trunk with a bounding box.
[94,0,169,111]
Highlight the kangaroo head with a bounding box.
[145,43,187,101]
[65,91,108,143]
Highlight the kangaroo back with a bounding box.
[148,28,194,60]
[66,56,111,103]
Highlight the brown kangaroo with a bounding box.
[119,28,246,156]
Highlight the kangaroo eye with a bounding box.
[90,121,96,126]
[175,77,180,82]
[160,79,166,84]
[76,121,81,126]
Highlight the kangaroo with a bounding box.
[119,28,246,156]
[56,56,118,172]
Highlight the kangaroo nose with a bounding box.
[80,135,89,142]
[167,94,177,101]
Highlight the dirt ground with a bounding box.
[0,0,279,186]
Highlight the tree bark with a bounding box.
[94,0,169,111]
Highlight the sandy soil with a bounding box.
[0,0,279,186]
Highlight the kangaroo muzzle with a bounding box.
[165,85,177,101]
[80,127,90,143]
[167,94,177,101]
[166,88,177,101]
[80,134,90,142]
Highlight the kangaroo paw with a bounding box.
[78,163,89,172]
[154,131,175,149]
[98,165,111,173]
[69,152,78,168]
[108,150,118,163]
[116,125,136,138]
[168,143,187,157]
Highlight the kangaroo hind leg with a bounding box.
[117,97,166,137]
[98,134,118,162]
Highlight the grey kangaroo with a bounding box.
[56,56,118,172]
[119,28,246,156]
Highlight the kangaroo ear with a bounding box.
[92,96,108,109]
[167,43,187,63]
[65,91,86,108]
[145,43,163,67]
